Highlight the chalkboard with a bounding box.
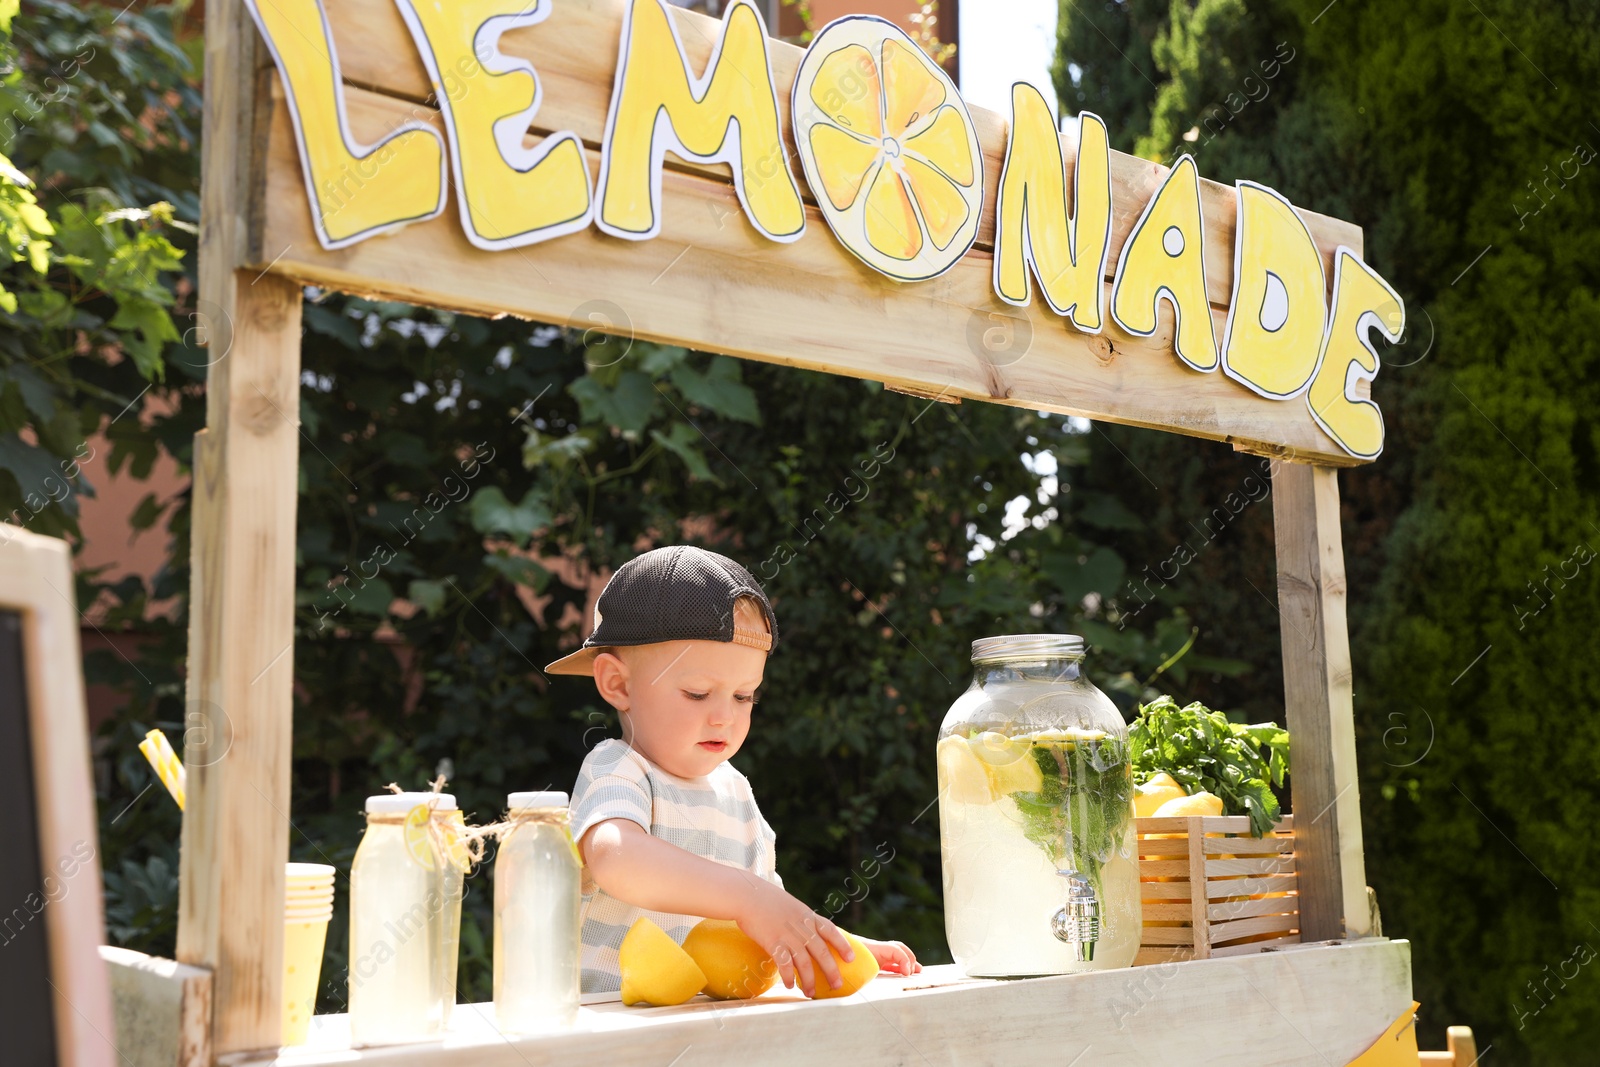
[0,608,58,1066]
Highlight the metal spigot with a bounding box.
[1051,868,1099,961]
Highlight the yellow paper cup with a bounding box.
[286,862,336,882]
[282,915,330,1046]
[285,889,334,903]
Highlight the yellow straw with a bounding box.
[139,728,186,811]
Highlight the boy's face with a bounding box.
[592,638,766,778]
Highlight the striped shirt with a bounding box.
[569,738,783,993]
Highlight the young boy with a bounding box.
[549,545,920,996]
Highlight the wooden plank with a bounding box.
[1139,858,1195,879]
[1133,946,1195,967]
[1272,463,1369,940]
[1142,880,1198,901]
[1202,835,1295,855]
[1189,822,1211,956]
[178,1,304,1054]
[1136,815,1290,836]
[1210,913,1300,943]
[257,81,1365,466]
[318,0,1361,309]
[1141,927,1199,947]
[217,941,1413,1067]
[177,274,304,1056]
[1208,896,1300,923]
[1135,837,1192,858]
[101,947,212,1067]
[1209,935,1302,958]
[1207,875,1299,900]
[1204,855,1297,878]
[0,529,116,1067]
[1139,902,1195,922]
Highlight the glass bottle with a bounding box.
[348,792,465,1045]
[937,634,1138,976]
[493,790,581,1032]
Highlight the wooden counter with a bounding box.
[222,939,1411,1067]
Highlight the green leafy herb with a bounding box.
[1128,696,1290,837]
[1004,734,1133,897]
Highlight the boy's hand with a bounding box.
[736,877,856,997]
[857,936,921,976]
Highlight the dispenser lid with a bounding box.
[365,791,457,814]
[508,790,568,809]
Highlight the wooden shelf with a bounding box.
[220,939,1411,1067]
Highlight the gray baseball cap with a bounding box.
[543,545,777,676]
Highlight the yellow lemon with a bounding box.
[968,731,1044,796]
[809,929,880,1000]
[682,919,778,1000]
[1152,791,1224,818]
[936,734,992,805]
[1145,772,1182,791]
[792,16,984,282]
[1134,778,1187,818]
[618,917,707,1007]
[988,748,1044,796]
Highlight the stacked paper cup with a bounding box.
[283,863,335,1045]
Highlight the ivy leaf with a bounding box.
[109,298,178,379]
[407,578,448,617]
[670,356,761,425]
[129,491,165,531]
[650,422,717,482]
[343,576,393,617]
[567,370,655,435]
[468,487,551,547]
[1075,491,1144,530]
[483,551,550,591]
[0,430,64,504]
[1043,545,1125,605]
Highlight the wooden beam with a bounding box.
[178,0,303,1056]
[1271,462,1370,940]
[213,941,1414,1067]
[101,947,212,1067]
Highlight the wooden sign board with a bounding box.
[0,528,115,1067]
[235,0,1403,467]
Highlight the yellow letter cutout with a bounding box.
[244,0,445,249]
[392,0,593,249]
[598,0,804,242]
[993,86,1111,331]
[1220,181,1328,399]
[1307,247,1404,460]
[1110,154,1218,372]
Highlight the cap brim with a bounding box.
[544,646,601,676]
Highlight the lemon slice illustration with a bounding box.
[403,802,472,873]
[792,16,984,283]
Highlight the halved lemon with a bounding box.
[792,16,984,283]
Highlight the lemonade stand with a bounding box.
[100,0,1422,1062]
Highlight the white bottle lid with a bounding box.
[365,791,457,814]
[507,790,568,810]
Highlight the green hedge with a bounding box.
[1057,0,1599,1060]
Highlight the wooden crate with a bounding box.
[1135,814,1300,964]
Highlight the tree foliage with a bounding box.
[1057,0,1598,1060]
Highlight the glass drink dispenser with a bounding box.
[937,634,1138,976]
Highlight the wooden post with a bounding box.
[1271,461,1370,941]
[177,0,302,1055]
